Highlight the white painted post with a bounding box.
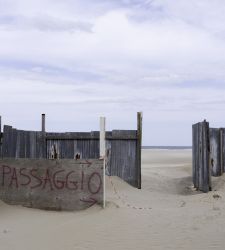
[100,117,106,208]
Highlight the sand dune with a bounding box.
[1,149,225,250]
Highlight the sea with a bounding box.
[142,146,192,150]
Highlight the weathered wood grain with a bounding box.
[136,112,142,189]
[192,121,211,192]
[209,128,222,176]
[42,114,45,133]
[1,112,141,189]
[46,131,137,140]
[0,116,2,158]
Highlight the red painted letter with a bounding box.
[20,168,31,186]
[1,165,11,186]
[9,168,19,188]
[42,169,53,191]
[53,170,65,189]
[30,169,42,189]
[66,171,78,190]
[88,172,102,194]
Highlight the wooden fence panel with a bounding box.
[107,138,137,187]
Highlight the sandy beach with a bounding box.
[1,149,225,250]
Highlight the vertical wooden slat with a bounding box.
[42,114,45,133]
[202,120,211,192]
[105,140,111,175]
[36,132,46,159]
[220,128,224,174]
[137,112,142,189]
[100,117,106,158]
[12,128,17,158]
[223,129,225,173]
[210,128,221,176]
[0,116,2,158]
[192,124,197,188]
[192,121,211,192]
[2,125,12,158]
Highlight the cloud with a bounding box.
[0,14,93,32]
[0,0,225,145]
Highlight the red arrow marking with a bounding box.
[85,160,92,166]
[80,197,97,207]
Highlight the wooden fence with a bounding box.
[192,120,225,192]
[0,113,142,189]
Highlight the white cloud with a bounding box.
[0,0,225,145]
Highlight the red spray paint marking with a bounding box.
[2,165,11,186]
[88,172,102,194]
[30,169,42,189]
[52,170,65,190]
[80,197,97,207]
[0,165,103,194]
[9,168,18,188]
[42,169,53,191]
[20,168,31,186]
[65,171,78,190]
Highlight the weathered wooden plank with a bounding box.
[42,114,45,132]
[220,128,223,174]
[210,128,221,176]
[0,116,2,158]
[11,128,17,158]
[136,112,142,189]
[15,130,21,158]
[203,121,211,192]
[46,131,137,140]
[198,122,203,191]
[21,130,26,158]
[220,128,225,173]
[192,123,197,188]
[192,121,211,192]
[196,123,199,189]
[36,132,46,159]
[2,126,13,158]
[29,131,37,158]
[100,117,106,158]
[105,140,111,175]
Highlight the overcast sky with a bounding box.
[0,0,225,145]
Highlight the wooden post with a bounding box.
[137,112,142,189]
[193,120,211,192]
[40,114,47,159]
[100,117,106,208]
[0,116,1,158]
[210,128,222,176]
[220,128,224,173]
[41,114,46,132]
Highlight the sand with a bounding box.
[1,149,225,250]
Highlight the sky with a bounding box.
[0,0,225,146]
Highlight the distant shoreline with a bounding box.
[142,146,192,150]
